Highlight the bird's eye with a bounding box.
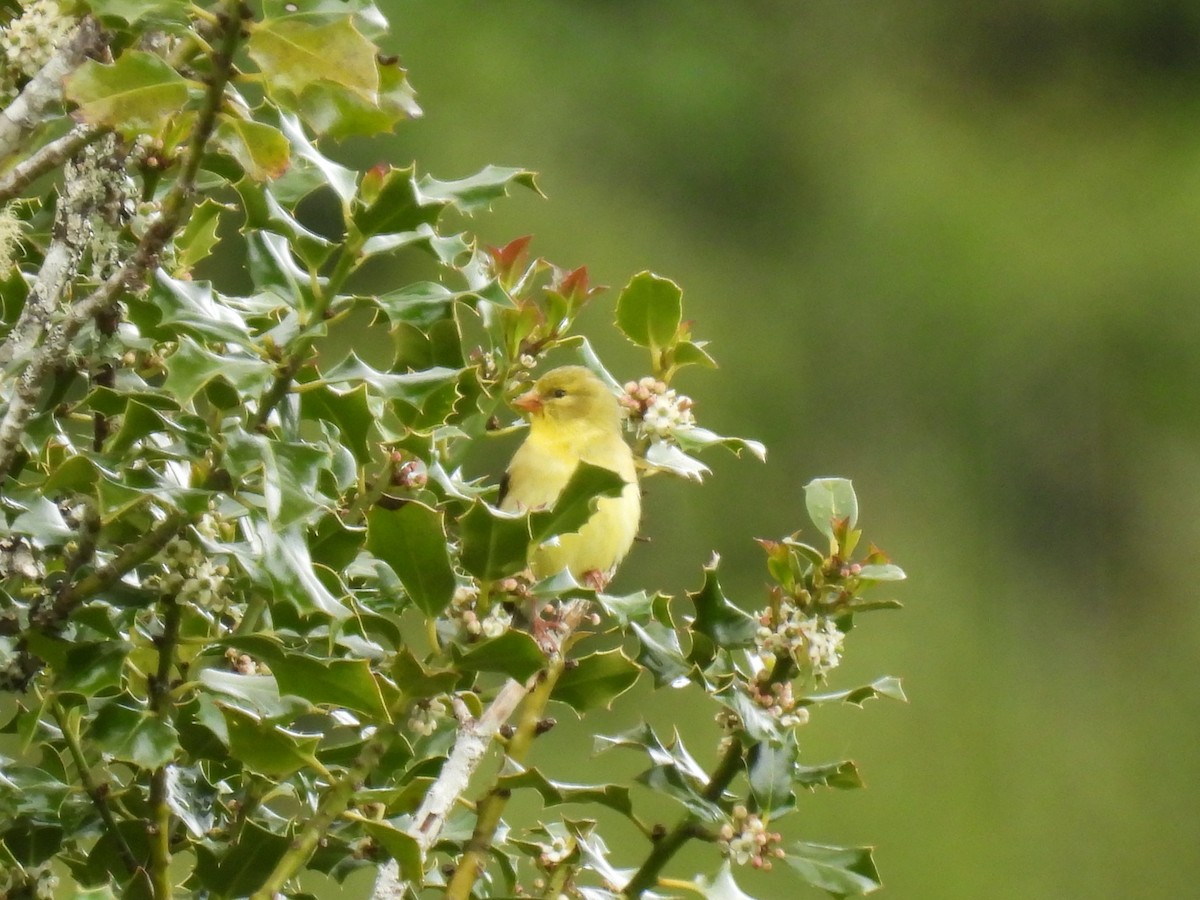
[551,388,567,399]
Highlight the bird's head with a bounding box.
[512,366,621,432]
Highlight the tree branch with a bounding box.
[371,600,590,899]
[0,124,104,205]
[620,737,745,898]
[0,17,103,162]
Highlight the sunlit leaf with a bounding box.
[615,271,682,351]
[785,841,882,897]
[64,51,190,135]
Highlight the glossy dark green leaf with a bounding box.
[64,51,190,136]
[391,648,460,700]
[89,697,179,769]
[799,676,907,708]
[362,821,423,881]
[615,271,682,351]
[496,766,634,818]
[367,502,456,615]
[300,382,375,464]
[785,841,882,898]
[459,502,531,580]
[162,337,273,401]
[746,741,797,817]
[688,558,758,661]
[631,622,693,688]
[352,164,443,237]
[220,705,321,777]
[194,820,292,896]
[271,654,391,720]
[456,630,544,682]
[551,649,639,712]
[56,641,130,697]
[528,462,627,545]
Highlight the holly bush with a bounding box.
[0,2,906,898]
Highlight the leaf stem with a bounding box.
[443,601,588,899]
[620,737,744,898]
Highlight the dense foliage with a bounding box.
[0,2,904,897]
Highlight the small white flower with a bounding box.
[0,0,75,84]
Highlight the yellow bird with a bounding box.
[500,366,640,589]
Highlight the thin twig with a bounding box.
[620,738,745,898]
[0,124,104,204]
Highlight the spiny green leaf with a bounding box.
[162,337,273,402]
[631,621,694,688]
[249,17,379,99]
[688,557,758,661]
[456,630,544,682]
[459,502,531,580]
[193,820,292,896]
[367,502,456,615]
[214,115,291,181]
[796,759,864,791]
[89,697,179,769]
[496,766,634,818]
[529,462,628,545]
[416,165,541,215]
[174,198,227,274]
[746,741,797,817]
[64,51,190,136]
[271,655,391,720]
[799,676,907,708]
[220,706,321,778]
[785,841,883,898]
[551,649,640,712]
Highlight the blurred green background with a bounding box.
[337,2,1200,896]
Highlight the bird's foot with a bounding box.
[581,568,610,592]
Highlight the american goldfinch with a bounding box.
[500,365,640,588]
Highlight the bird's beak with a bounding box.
[512,388,543,414]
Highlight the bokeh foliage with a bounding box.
[382,2,1200,898]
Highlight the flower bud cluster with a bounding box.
[748,674,810,729]
[755,600,845,678]
[621,376,696,442]
[0,0,74,86]
[448,584,513,639]
[147,513,233,611]
[224,647,270,676]
[407,697,450,737]
[718,805,785,870]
